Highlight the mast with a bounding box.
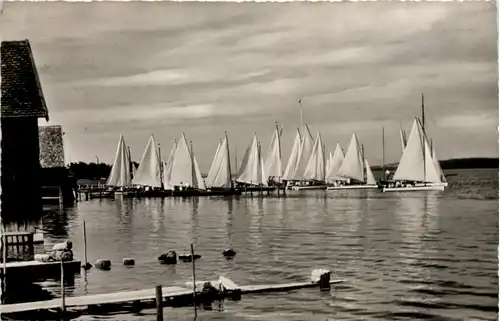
[421,93,426,184]
[382,127,385,181]
[158,142,163,189]
[190,140,195,189]
[225,131,232,189]
[128,146,133,181]
[361,143,365,183]
[234,145,238,180]
[298,98,303,129]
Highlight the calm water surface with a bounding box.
[35,169,498,320]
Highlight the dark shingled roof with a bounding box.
[1,39,49,120]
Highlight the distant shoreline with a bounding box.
[371,157,499,171]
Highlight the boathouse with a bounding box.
[1,40,49,222]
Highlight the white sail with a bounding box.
[132,135,162,187]
[237,134,266,185]
[303,132,325,181]
[326,143,346,181]
[432,145,446,183]
[364,158,377,185]
[163,140,177,190]
[168,133,205,189]
[205,139,222,187]
[258,143,268,186]
[423,137,441,183]
[193,155,206,190]
[337,133,364,182]
[393,118,441,183]
[208,135,232,188]
[106,134,132,187]
[282,129,302,180]
[294,125,314,179]
[264,126,282,178]
[325,152,332,177]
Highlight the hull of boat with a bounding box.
[327,185,379,190]
[291,185,327,191]
[382,185,445,192]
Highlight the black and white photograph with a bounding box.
[0,1,498,320]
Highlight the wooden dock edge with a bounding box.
[0,278,345,315]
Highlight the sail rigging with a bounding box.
[294,125,314,179]
[206,134,232,188]
[205,139,222,187]
[400,125,407,152]
[326,143,346,181]
[364,158,377,185]
[282,128,302,180]
[237,134,267,186]
[392,118,441,183]
[337,133,364,182]
[303,132,326,181]
[264,124,282,178]
[106,134,132,187]
[169,133,205,189]
[132,135,162,187]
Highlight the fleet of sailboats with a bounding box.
[104,94,448,196]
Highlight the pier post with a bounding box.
[155,285,163,321]
[60,260,66,314]
[191,243,197,310]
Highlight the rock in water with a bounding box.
[158,250,177,264]
[222,248,236,258]
[95,259,112,270]
[123,258,135,266]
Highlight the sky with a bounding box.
[1,2,498,173]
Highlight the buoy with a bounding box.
[95,259,111,270]
[222,248,236,258]
[178,254,201,262]
[82,262,93,270]
[123,258,135,266]
[158,250,177,264]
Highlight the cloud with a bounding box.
[3,2,497,166]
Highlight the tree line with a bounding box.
[68,161,139,180]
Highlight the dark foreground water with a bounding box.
[21,169,500,320]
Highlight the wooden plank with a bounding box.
[0,279,346,315]
[0,286,191,314]
[240,279,344,294]
[0,260,80,269]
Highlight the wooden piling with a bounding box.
[82,221,91,270]
[190,243,197,309]
[60,260,66,314]
[155,285,163,321]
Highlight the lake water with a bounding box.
[24,169,500,320]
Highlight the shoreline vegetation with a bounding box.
[68,158,499,181]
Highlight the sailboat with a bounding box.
[327,133,378,190]
[382,118,445,192]
[236,133,268,188]
[292,132,327,190]
[282,128,302,182]
[106,134,136,196]
[163,139,177,191]
[169,133,206,192]
[283,125,314,189]
[205,133,234,191]
[132,135,163,189]
[264,123,283,186]
[325,143,347,184]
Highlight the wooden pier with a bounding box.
[0,260,81,280]
[0,273,344,316]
